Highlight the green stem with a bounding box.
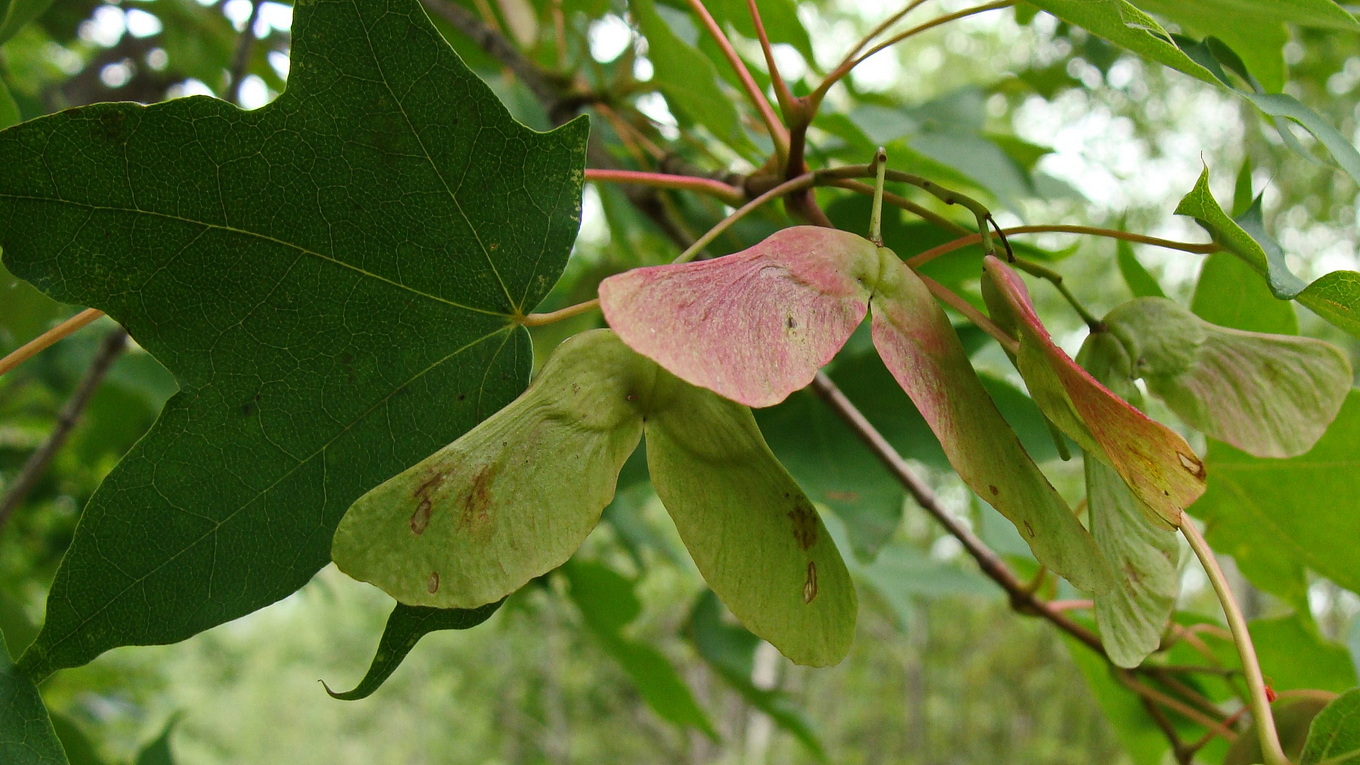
[1010,258,1103,330]
[673,172,817,263]
[520,298,600,326]
[821,165,996,253]
[906,225,1221,268]
[868,147,888,245]
[1181,520,1289,765]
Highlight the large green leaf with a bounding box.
[323,600,503,701]
[1026,0,1220,86]
[1192,251,1298,334]
[1176,169,1360,337]
[0,0,588,678]
[0,628,65,765]
[1190,390,1360,605]
[564,561,717,738]
[0,79,17,131]
[1104,297,1350,458]
[1302,688,1360,765]
[333,330,645,609]
[1132,0,1358,91]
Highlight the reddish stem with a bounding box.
[584,168,745,206]
[683,0,789,161]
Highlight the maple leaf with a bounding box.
[0,0,587,678]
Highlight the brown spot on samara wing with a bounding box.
[409,470,446,535]
[1178,451,1206,480]
[787,502,818,550]
[803,561,818,604]
[427,572,440,593]
[460,463,499,530]
[988,484,999,496]
[1024,521,1035,538]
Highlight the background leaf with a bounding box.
[1192,251,1298,334]
[0,0,587,678]
[324,600,504,701]
[1116,239,1166,299]
[1026,0,1219,86]
[1301,688,1360,765]
[565,561,717,739]
[631,0,754,154]
[688,589,826,759]
[1190,390,1360,607]
[0,627,66,765]
[1176,169,1360,336]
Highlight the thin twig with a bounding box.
[907,225,1219,268]
[833,0,931,71]
[683,0,789,162]
[809,372,1104,654]
[225,0,263,106]
[520,298,600,327]
[1010,258,1103,330]
[1137,694,1193,765]
[745,0,798,121]
[0,308,105,379]
[1118,670,1239,742]
[674,172,816,263]
[917,274,1018,354]
[1182,520,1287,765]
[811,1,1015,110]
[0,329,128,531]
[584,169,745,206]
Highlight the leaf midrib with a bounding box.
[0,193,511,319]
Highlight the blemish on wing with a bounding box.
[460,463,499,530]
[409,470,447,535]
[427,571,440,593]
[824,490,860,502]
[988,484,999,496]
[787,503,818,550]
[1024,521,1035,538]
[786,315,798,330]
[1178,451,1206,480]
[803,561,818,604]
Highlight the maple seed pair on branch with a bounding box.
[333,329,856,667]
